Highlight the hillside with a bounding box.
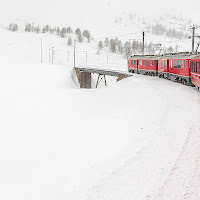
[4,12,200,58]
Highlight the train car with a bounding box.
[128,58,138,73]
[191,56,200,90]
[137,56,158,76]
[158,58,169,79]
[168,56,192,85]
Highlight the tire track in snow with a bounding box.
[153,123,200,200]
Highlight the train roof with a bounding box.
[129,52,200,60]
[130,55,160,60]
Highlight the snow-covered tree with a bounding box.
[124,41,132,57]
[56,27,60,35]
[25,23,32,32]
[110,39,116,52]
[35,25,40,33]
[98,41,103,49]
[117,40,123,54]
[75,28,81,35]
[104,37,109,46]
[82,30,91,42]
[167,46,174,53]
[77,33,83,43]
[60,27,67,38]
[67,37,72,45]
[9,23,18,32]
[66,27,73,34]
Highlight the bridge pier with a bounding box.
[75,69,91,88]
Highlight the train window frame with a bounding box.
[178,60,181,68]
[191,62,193,72]
[161,60,163,67]
[164,60,167,67]
[174,60,177,68]
[184,60,188,68]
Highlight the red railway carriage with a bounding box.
[158,59,169,79]
[128,58,138,73]
[168,56,192,85]
[138,58,158,76]
[191,57,200,90]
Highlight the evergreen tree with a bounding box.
[77,33,83,43]
[117,40,123,54]
[167,46,174,53]
[98,41,103,49]
[60,27,67,38]
[25,23,32,32]
[82,30,91,42]
[124,41,132,57]
[9,23,19,32]
[104,37,109,46]
[56,27,60,35]
[110,39,116,52]
[35,26,40,33]
[75,28,81,35]
[67,37,72,45]
[66,27,73,34]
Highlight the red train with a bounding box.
[128,53,200,91]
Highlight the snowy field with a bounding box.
[0,28,200,200]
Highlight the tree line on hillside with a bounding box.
[8,23,92,44]
[146,23,189,39]
[97,37,178,56]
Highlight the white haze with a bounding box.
[1,0,200,36]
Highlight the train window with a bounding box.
[184,60,187,68]
[164,60,167,67]
[191,62,193,72]
[174,60,177,68]
[131,60,133,65]
[140,60,142,65]
[170,60,173,68]
[178,60,181,68]
[134,60,136,65]
[196,62,198,73]
[194,62,196,72]
[161,60,163,67]
[144,60,146,66]
[147,60,150,66]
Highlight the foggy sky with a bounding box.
[1,0,200,28]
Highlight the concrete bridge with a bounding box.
[74,67,133,88]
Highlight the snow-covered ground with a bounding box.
[0,28,200,200]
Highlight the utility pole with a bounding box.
[67,52,69,62]
[41,38,43,63]
[142,31,145,56]
[189,25,200,54]
[49,49,51,63]
[52,47,54,64]
[74,40,76,67]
